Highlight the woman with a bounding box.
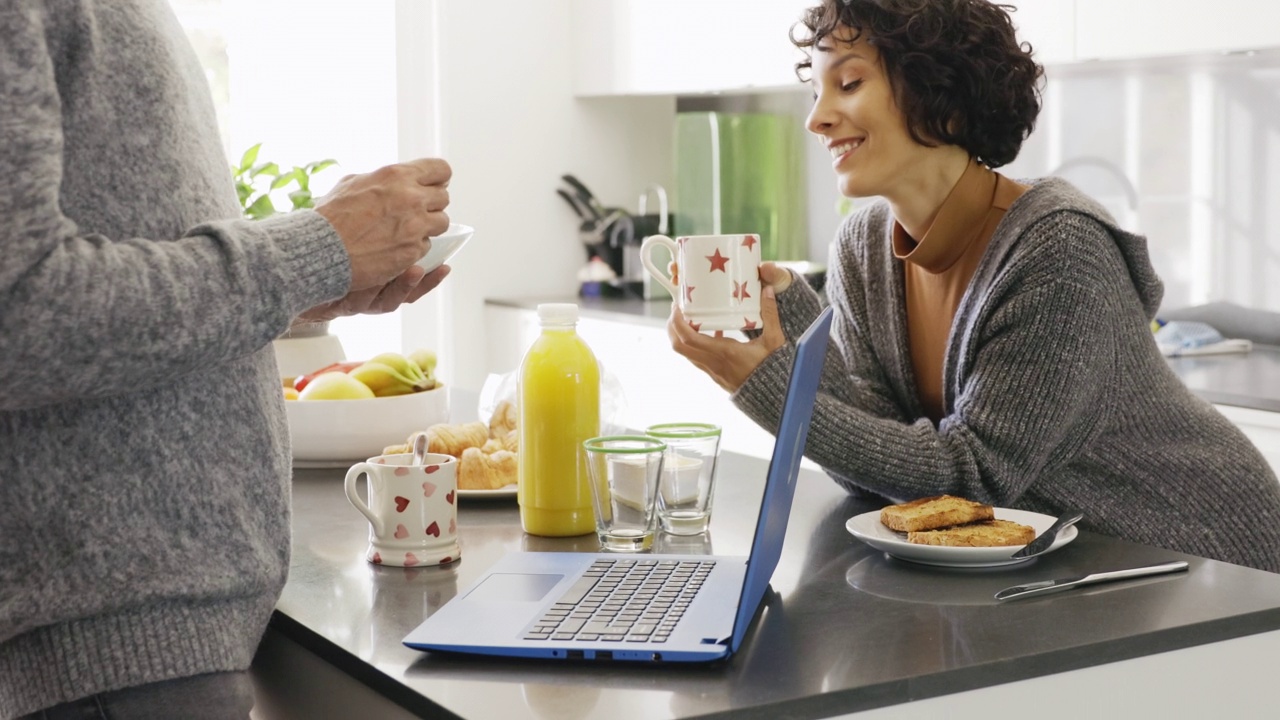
[667,0,1280,572]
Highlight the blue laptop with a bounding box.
[403,306,833,663]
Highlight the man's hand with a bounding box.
[314,158,452,293]
[297,265,450,324]
[667,279,788,393]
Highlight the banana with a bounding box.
[409,348,438,378]
[367,353,428,384]
[349,361,416,397]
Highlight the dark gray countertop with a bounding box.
[1164,344,1280,413]
[277,394,1280,719]
[488,296,1280,414]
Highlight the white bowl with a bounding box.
[416,223,475,273]
[286,384,450,463]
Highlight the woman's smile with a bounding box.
[828,137,865,168]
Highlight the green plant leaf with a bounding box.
[290,166,311,192]
[270,169,302,190]
[307,160,337,174]
[236,182,253,205]
[251,162,280,178]
[247,194,276,219]
[288,189,313,209]
[239,143,261,173]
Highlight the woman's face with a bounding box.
[805,30,929,199]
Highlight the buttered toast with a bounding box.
[906,519,1036,547]
[879,495,994,532]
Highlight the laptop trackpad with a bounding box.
[466,573,563,603]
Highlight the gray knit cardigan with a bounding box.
[1,1,351,716]
[733,178,1280,573]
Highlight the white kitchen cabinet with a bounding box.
[571,0,812,97]
[1075,0,1280,60]
[485,304,791,462]
[572,0,1079,98]
[1214,404,1280,477]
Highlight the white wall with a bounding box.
[400,0,676,391]
[208,0,674,388]
[223,0,404,360]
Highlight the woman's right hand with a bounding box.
[663,261,795,393]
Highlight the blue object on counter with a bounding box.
[1155,320,1223,355]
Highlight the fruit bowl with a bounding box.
[286,384,449,463]
[416,223,475,273]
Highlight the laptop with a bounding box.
[403,306,834,663]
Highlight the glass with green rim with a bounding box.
[644,422,723,536]
[582,435,667,552]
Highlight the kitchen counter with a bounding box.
[268,393,1280,719]
[488,296,1280,413]
[1164,344,1280,413]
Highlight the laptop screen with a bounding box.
[728,306,833,652]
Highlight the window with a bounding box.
[169,0,402,362]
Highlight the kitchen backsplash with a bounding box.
[680,47,1280,314]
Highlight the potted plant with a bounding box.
[233,143,345,374]
[231,142,336,219]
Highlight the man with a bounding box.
[1,1,452,716]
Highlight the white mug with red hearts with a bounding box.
[344,452,460,567]
[640,233,764,333]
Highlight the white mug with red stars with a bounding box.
[640,233,763,333]
[344,452,460,568]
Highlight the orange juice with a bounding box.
[518,304,600,536]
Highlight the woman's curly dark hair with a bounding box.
[792,0,1044,168]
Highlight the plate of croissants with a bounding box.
[382,400,519,498]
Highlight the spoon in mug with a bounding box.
[411,432,428,466]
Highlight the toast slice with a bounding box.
[879,495,994,533]
[906,519,1036,547]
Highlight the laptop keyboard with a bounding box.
[523,559,716,643]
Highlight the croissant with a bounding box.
[383,441,412,455]
[501,429,518,453]
[426,421,489,457]
[459,447,518,490]
[489,400,517,437]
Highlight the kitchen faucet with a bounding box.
[1049,155,1140,210]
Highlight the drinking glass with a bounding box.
[644,422,722,536]
[583,435,666,552]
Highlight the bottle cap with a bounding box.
[537,303,579,326]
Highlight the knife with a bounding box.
[994,560,1189,602]
[562,174,607,220]
[557,188,591,220]
[1010,509,1085,559]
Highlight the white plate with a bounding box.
[458,485,518,499]
[845,507,1078,568]
[415,223,475,273]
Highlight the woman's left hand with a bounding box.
[667,284,787,392]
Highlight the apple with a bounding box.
[298,371,375,400]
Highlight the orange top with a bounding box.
[892,161,1028,423]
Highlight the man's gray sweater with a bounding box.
[1,1,351,715]
[734,178,1280,573]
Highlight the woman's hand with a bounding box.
[296,264,450,324]
[666,263,793,392]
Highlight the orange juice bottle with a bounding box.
[518,303,600,536]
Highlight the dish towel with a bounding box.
[1153,320,1253,357]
